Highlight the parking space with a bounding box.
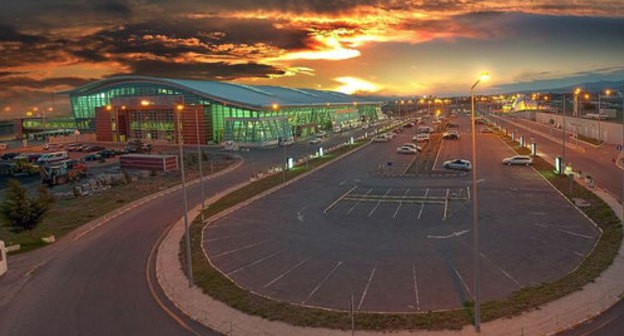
[324,186,470,222]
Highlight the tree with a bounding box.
[0,179,53,232]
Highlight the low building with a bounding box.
[63,76,383,146]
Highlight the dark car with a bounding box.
[98,149,116,158]
[82,145,106,152]
[1,152,21,160]
[83,153,103,161]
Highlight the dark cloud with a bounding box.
[124,60,285,80]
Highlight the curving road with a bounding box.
[0,124,393,335]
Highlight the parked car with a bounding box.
[446,123,459,129]
[417,126,434,134]
[372,135,389,143]
[443,159,472,171]
[43,143,65,151]
[309,137,322,144]
[279,138,295,147]
[481,127,493,133]
[81,145,105,152]
[98,149,117,158]
[317,131,328,138]
[413,133,430,142]
[1,152,20,161]
[442,130,460,140]
[83,153,103,161]
[65,143,84,152]
[396,146,418,154]
[502,155,533,166]
[13,153,42,163]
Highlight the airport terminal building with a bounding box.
[63,76,383,146]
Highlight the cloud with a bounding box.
[333,76,381,94]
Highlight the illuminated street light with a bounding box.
[176,103,193,287]
[470,71,489,332]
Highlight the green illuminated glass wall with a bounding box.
[71,82,381,144]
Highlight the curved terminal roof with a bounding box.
[64,76,381,109]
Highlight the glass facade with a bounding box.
[70,80,381,145]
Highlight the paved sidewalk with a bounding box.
[157,159,624,336]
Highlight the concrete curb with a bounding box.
[156,135,624,335]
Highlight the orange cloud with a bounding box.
[333,76,381,94]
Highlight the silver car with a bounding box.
[443,159,472,171]
[502,155,533,166]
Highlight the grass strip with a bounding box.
[185,126,622,331]
[1,155,234,253]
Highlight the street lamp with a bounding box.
[194,104,206,225]
[176,103,193,287]
[470,71,489,332]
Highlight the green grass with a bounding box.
[0,155,235,253]
[183,127,622,331]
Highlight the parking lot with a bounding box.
[202,116,600,312]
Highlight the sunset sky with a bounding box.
[1,0,623,118]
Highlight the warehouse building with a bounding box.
[63,76,383,146]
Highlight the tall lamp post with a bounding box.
[470,72,489,332]
[194,105,206,224]
[177,103,193,287]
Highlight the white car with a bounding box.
[309,137,322,144]
[413,133,430,142]
[279,138,295,146]
[502,155,533,166]
[443,159,472,171]
[396,146,418,154]
[442,130,459,140]
[316,131,327,138]
[372,135,389,143]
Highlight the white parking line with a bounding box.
[557,229,595,239]
[412,265,421,311]
[227,249,286,276]
[263,257,311,288]
[417,188,430,220]
[443,188,450,221]
[479,251,521,288]
[358,264,377,310]
[368,188,391,217]
[347,188,373,214]
[204,231,256,242]
[211,239,270,258]
[392,188,410,219]
[324,186,358,214]
[303,261,343,304]
[451,263,472,298]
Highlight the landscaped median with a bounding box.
[181,123,623,331]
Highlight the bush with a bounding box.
[0,179,53,232]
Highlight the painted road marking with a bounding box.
[204,231,256,243]
[211,239,270,258]
[392,188,410,219]
[263,257,311,288]
[412,265,421,311]
[346,188,373,214]
[368,188,391,217]
[227,249,286,276]
[479,251,522,288]
[443,188,450,221]
[324,186,358,214]
[557,229,595,239]
[358,264,377,310]
[303,261,343,304]
[451,263,472,298]
[417,188,429,220]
